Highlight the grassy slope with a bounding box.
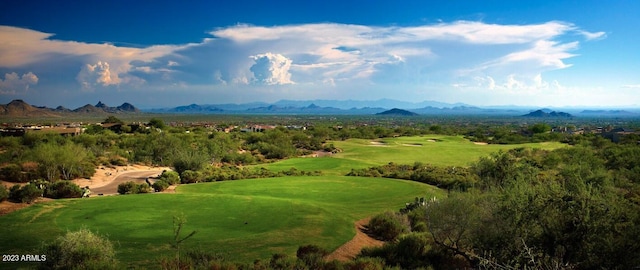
[0,176,441,268]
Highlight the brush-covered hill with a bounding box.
[0,100,140,117]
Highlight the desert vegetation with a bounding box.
[1,115,639,269]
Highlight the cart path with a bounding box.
[90,169,165,195]
[325,217,385,262]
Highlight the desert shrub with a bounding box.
[137,183,151,193]
[0,184,8,202]
[367,211,410,241]
[296,244,329,269]
[9,183,43,203]
[45,181,82,199]
[40,228,118,270]
[117,181,138,194]
[159,170,180,185]
[152,180,170,192]
[0,163,28,182]
[345,257,387,270]
[180,170,202,184]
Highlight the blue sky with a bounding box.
[0,0,638,108]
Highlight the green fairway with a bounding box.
[0,176,441,268]
[258,135,566,174]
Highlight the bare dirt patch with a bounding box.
[473,142,488,145]
[325,218,385,262]
[72,164,170,190]
[0,197,53,216]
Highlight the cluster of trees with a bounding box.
[354,137,640,269]
[347,162,478,191]
[0,133,95,183]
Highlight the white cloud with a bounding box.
[621,84,640,89]
[249,53,293,85]
[0,72,38,94]
[579,30,607,41]
[77,61,119,90]
[0,26,178,90]
[0,20,608,105]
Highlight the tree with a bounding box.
[40,228,118,269]
[103,116,123,124]
[148,118,165,129]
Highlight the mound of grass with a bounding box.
[0,176,441,268]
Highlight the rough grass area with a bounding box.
[0,176,441,268]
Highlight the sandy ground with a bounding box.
[73,165,170,190]
[325,218,385,262]
[369,141,388,147]
[0,165,170,215]
[473,142,488,145]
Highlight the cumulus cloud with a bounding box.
[0,26,178,90]
[77,61,119,90]
[0,20,606,104]
[0,72,38,94]
[249,53,293,85]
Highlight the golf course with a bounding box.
[0,135,566,268]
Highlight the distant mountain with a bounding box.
[0,99,59,117]
[376,108,418,116]
[170,104,223,113]
[273,99,469,110]
[579,109,635,116]
[0,100,140,117]
[522,109,573,118]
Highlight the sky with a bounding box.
[0,0,639,109]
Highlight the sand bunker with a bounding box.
[474,142,488,145]
[369,141,388,147]
[401,143,422,147]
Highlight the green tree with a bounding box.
[103,116,123,124]
[148,118,165,129]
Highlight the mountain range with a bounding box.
[1,99,638,117]
[0,100,139,117]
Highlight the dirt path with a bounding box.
[325,218,385,262]
[89,169,166,195]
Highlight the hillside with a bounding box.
[0,100,140,117]
[522,109,573,118]
[376,108,418,116]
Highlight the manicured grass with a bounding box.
[0,176,441,268]
[258,135,566,174]
[332,135,565,167]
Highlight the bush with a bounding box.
[180,170,202,184]
[45,181,82,199]
[367,211,410,241]
[9,183,43,203]
[152,180,170,192]
[0,163,28,182]
[296,244,329,269]
[159,170,180,185]
[40,228,118,269]
[137,183,151,193]
[117,181,138,194]
[0,184,8,202]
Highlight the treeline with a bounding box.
[353,136,640,269]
